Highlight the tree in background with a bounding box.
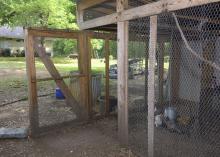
[0,0,105,57]
[91,39,104,58]
[0,0,78,29]
[53,39,77,57]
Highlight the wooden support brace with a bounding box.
[148,15,158,157]
[34,40,87,120]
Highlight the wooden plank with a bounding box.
[78,0,110,10]
[78,32,92,117]
[33,40,87,120]
[158,41,165,107]
[28,27,116,40]
[78,0,220,30]
[117,0,128,145]
[148,15,157,157]
[88,31,117,40]
[28,28,79,39]
[105,39,110,115]
[24,29,39,136]
[36,74,86,82]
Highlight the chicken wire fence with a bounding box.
[128,2,220,157]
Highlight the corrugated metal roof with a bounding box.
[0,26,24,39]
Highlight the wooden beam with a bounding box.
[28,28,79,39]
[25,29,39,136]
[92,7,115,15]
[36,74,86,82]
[148,15,157,157]
[34,40,87,120]
[117,0,128,145]
[78,0,110,10]
[105,39,110,115]
[78,0,220,30]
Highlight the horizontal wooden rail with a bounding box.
[36,74,86,82]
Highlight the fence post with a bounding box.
[24,29,39,136]
[148,15,158,157]
[78,32,92,118]
[117,0,129,145]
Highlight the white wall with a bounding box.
[0,39,24,52]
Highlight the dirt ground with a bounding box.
[0,117,136,157]
[0,67,138,157]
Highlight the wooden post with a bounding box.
[148,15,157,157]
[78,32,92,118]
[117,0,129,145]
[25,29,39,136]
[105,39,110,115]
[158,41,165,106]
[145,41,149,108]
[170,39,180,103]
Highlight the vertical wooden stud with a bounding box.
[78,32,92,118]
[117,0,129,145]
[148,15,157,157]
[158,41,165,107]
[171,40,180,103]
[105,39,110,115]
[25,29,39,136]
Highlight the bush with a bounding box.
[2,49,11,57]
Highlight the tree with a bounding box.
[0,0,106,58]
[0,0,78,29]
[53,39,77,56]
[91,39,104,58]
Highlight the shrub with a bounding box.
[2,49,11,57]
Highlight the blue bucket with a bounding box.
[55,88,65,99]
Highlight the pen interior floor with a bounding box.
[0,117,136,157]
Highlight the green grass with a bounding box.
[0,57,169,74]
[0,57,110,74]
[0,57,170,91]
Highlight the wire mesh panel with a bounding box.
[127,1,220,157]
[109,39,118,108]
[89,39,105,115]
[128,17,150,156]
[153,2,220,157]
